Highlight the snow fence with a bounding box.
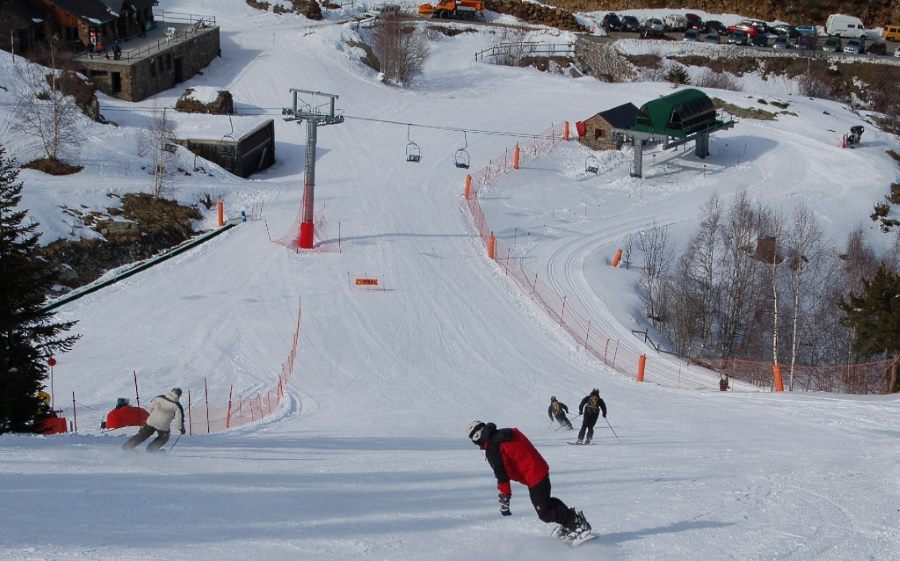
[462,125,894,394]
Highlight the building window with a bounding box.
[594,128,606,140]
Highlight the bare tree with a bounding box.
[373,16,429,87]
[781,204,829,389]
[148,106,177,198]
[719,191,767,358]
[637,222,673,326]
[12,38,82,162]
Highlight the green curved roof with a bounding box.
[632,88,718,138]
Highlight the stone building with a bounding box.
[577,103,639,151]
[2,1,220,102]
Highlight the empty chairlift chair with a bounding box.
[454,131,470,169]
[406,125,421,163]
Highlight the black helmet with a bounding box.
[591,388,599,395]
[171,387,182,398]
[550,396,557,402]
[467,420,486,444]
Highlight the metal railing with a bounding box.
[475,41,575,62]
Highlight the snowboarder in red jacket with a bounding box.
[468,420,592,542]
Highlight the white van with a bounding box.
[825,14,866,38]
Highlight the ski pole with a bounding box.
[604,418,621,443]
[168,433,182,453]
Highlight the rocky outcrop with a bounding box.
[175,89,236,115]
[38,194,202,292]
[485,0,589,32]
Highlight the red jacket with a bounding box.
[480,424,549,495]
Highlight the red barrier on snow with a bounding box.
[41,416,68,434]
[104,405,149,430]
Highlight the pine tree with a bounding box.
[839,265,900,393]
[0,145,79,433]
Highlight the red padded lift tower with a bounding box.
[283,89,344,249]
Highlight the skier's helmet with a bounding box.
[591,388,599,396]
[551,396,557,402]
[171,387,182,398]
[467,420,486,444]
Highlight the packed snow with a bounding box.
[1,1,899,560]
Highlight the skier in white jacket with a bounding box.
[122,388,185,451]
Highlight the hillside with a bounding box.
[548,0,900,27]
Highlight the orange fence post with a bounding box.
[464,175,472,200]
[611,248,623,268]
[487,232,496,260]
[217,200,224,227]
[637,355,646,383]
[772,363,785,392]
[513,144,520,170]
[563,121,569,141]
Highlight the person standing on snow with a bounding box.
[547,396,573,430]
[467,420,592,543]
[576,388,607,445]
[122,388,185,451]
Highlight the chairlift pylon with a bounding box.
[585,153,599,174]
[454,131,470,169]
[406,124,421,163]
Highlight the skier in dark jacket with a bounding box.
[467,420,592,543]
[547,396,573,429]
[576,388,607,445]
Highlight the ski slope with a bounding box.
[1,1,899,560]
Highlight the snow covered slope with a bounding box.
[0,1,898,560]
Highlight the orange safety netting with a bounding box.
[463,124,893,394]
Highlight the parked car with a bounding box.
[751,33,770,47]
[685,13,704,30]
[644,18,665,36]
[682,29,701,41]
[704,33,721,45]
[825,13,866,38]
[865,41,887,55]
[621,15,641,32]
[727,21,759,37]
[884,24,900,41]
[727,31,749,45]
[772,35,793,49]
[843,37,865,54]
[795,24,817,36]
[602,13,623,32]
[895,45,900,57]
[821,36,843,52]
[772,24,800,38]
[664,13,688,31]
[705,20,726,34]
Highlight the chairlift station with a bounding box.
[611,89,736,178]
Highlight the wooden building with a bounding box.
[577,103,639,151]
[0,0,46,54]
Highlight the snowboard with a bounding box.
[553,528,598,547]
[567,442,594,445]
[567,532,598,547]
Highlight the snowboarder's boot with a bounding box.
[551,524,568,540]
[584,437,591,445]
[575,438,583,445]
[565,510,592,542]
